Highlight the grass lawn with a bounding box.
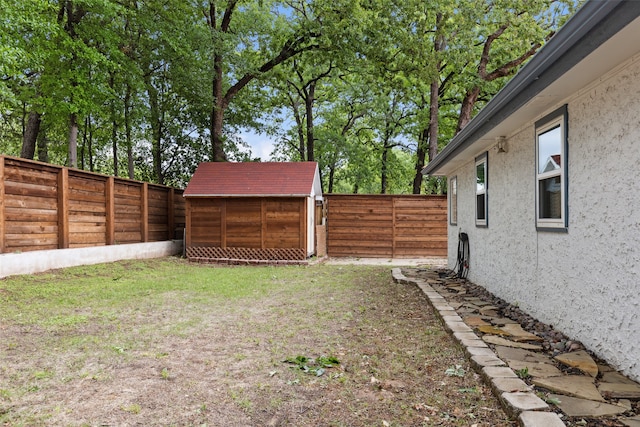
[0,257,513,426]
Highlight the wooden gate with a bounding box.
[325,195,447,258]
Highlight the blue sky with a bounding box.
[239,129,276,161]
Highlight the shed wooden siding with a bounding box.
[186,197,306,250]
[325,195,447,258]
[0,155,185,253]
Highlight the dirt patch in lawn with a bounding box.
[0,259,514,426]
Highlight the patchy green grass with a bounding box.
[0,257,513,426]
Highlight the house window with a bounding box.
[535,105,568,231]
[475,152,488,227]
[449,176,457,225]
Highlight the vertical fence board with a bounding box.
[58,168,69,249]
[142,183,149,242]
[168,188,175,241]
[0,158,5,253]
[106,176,115,245]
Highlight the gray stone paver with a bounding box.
[470,354,506,369]
[443,321,473,333]
[491,377,531,393]
[453,331,480,341]
[459,338,488,348]
[482,366,518,379]
[501,391,549,416]
[518,411,566,427]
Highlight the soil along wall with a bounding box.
[0,155,185,254]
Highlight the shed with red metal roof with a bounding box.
[183,162,323,262]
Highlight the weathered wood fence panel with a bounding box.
[0,155,185,254]
[185,197,307,261]
[325,194,447,258]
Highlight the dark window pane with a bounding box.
[476,194,486,220]
[539,176,562,219]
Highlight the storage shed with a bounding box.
[184,162,323,262]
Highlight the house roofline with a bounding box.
[422,0,640,176]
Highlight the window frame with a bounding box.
[475,152,488,227]
[535,105,568,232]
[449,176,457,226]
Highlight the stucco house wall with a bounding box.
[447,55,640,381]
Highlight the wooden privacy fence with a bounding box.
[0,155,185,254]
[325,194,447,258]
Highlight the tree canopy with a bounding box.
[0,0,580,190]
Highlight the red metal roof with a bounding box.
[184,162,320,197]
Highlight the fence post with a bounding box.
[0,157,5,254]
[184,199,191,249]
[142,182,149,242]
[168,188,175,240]
[58,168,69,249]
[105,176,115,245]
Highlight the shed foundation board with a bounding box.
[0,240,183,278]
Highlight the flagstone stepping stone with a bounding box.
[598,382,640,399]
[489,317,520,326]
[483,335,543,350]
[463,316,491,327]
[549,394,626,417]
[448,302,463,309]
[499,324,544,342]
[464,297,487,305]
[601,371,640,386]
[508,360,563,378]
[479,310,500,317]
[534,375,604,401]
[621,416,640,427]
[478,325,511,336]
[554,350,599,377]
[479,305,500,314]
[494,346,551,364]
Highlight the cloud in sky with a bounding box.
[238,129,276,161]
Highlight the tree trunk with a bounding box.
[211,48,228,162]
[21,111,41,160]
[288,95,306,160]
[68,113,78,168]
[328,164,335,193]
[456,86,481,134]
[428,78,440,161]
[412,126,429,194]
[80,116,87,169]
[305,82,316,162]
[112,114,118,177]
[124,84,134,179]
[37,131,49,163]
[144,71,164,184]
[211,103,227,162]
[380,144,389,194]
[87,115,94,171]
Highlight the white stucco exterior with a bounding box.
[447,55,640,381]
